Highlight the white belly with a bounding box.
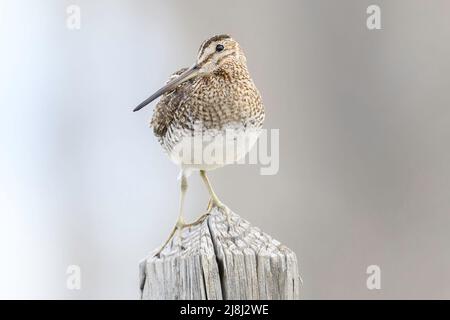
[168,127,260,173]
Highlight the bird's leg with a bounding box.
[155,175,213,257]
[199,170,232,226]
[154,174,189,257]
[199,170,222,206]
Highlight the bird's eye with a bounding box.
[216,44,224,52]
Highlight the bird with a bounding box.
[133,34,265,256]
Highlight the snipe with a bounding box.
[133,34,265,255]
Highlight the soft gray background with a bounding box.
[1,0,450,299]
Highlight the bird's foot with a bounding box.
[205,199,213,213]
[153,214,210,258]
[211,200,232,230]
[184,212,210,227]
[154,217,186,257]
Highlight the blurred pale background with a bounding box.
[1,0,450,299]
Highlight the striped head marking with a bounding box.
[196,34,246,73]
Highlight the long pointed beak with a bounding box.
[133,64,200,112]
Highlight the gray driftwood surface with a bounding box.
[139,207,302,300]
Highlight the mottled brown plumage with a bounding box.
[149,35,265,158]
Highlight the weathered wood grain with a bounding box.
[139,207,301,300]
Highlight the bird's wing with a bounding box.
[165,67,189,84]
[150,68,193,138]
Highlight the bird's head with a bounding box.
[133,34,246,112]
[195,34,246,74]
